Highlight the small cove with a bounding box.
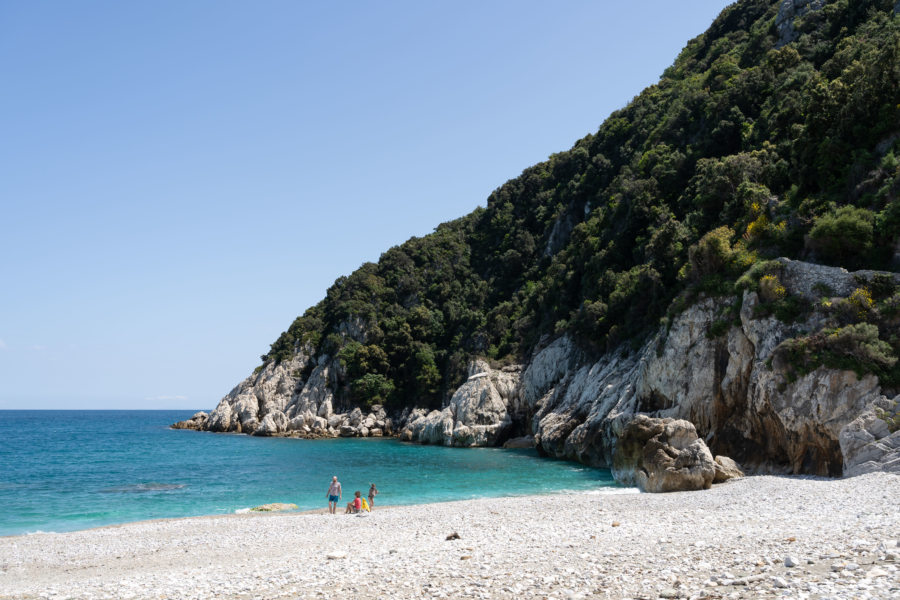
[0,410,617,536]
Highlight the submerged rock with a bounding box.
[503,436,535,449]
[250,503,297,512]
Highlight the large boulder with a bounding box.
[612,416,717,493]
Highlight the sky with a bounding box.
[0,1,733,410]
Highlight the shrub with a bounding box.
[874,404,900,433]
[829,287,876,324]
[350,373,395,406]
[868,274,898,300]
[823,323,895,370]
[880,293,900,319]
[688,226,735,281]
[847,287,875,320]
[759,274,787,303]
[774,323,897,382]
[736,259,784,290]
[707,319,731,339]
[806,206,875,266]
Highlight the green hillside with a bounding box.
[261,0,900,409]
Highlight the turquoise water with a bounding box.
[0,410,616,536]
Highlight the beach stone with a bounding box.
[612,416,716,492]
[713,455,744,483]
[784,556,799,568]
[326,551,347,560]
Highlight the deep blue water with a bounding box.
[0,410,616,536]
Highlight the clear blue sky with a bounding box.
[0,1,732,410]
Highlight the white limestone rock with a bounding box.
[840,395,900,477]
[402,360,519,447]
[256,411,288,436]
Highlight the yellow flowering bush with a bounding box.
[759,274,787,303]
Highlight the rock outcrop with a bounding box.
[171,411,208,430]
[173,343,395,441]
[612,416,717,492]
[840,395,900,477]
[399,360,520,447]
[177,259,900,487]
[775,0,826,48]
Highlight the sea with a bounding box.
[0,410,617,537]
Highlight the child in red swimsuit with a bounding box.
[345,490,362,513]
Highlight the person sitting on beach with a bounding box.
[345,490,362,514]
[326,476,342,515]
[368,483,378,511]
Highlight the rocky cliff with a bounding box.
[176,258,900,484]
[174,0,900,490]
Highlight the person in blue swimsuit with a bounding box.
[326,476,342,514]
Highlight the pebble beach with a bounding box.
[1,473,898,600]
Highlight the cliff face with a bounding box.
[180,259,900,481]
[520,259,899,478]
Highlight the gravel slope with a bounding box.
[1,473,898,599]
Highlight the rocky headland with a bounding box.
[175,258,900,491]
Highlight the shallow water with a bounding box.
[0,410,616,536]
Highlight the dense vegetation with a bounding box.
[261,0,900,409]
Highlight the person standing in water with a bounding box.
[368,483,378,511]
[326,476,341,514]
